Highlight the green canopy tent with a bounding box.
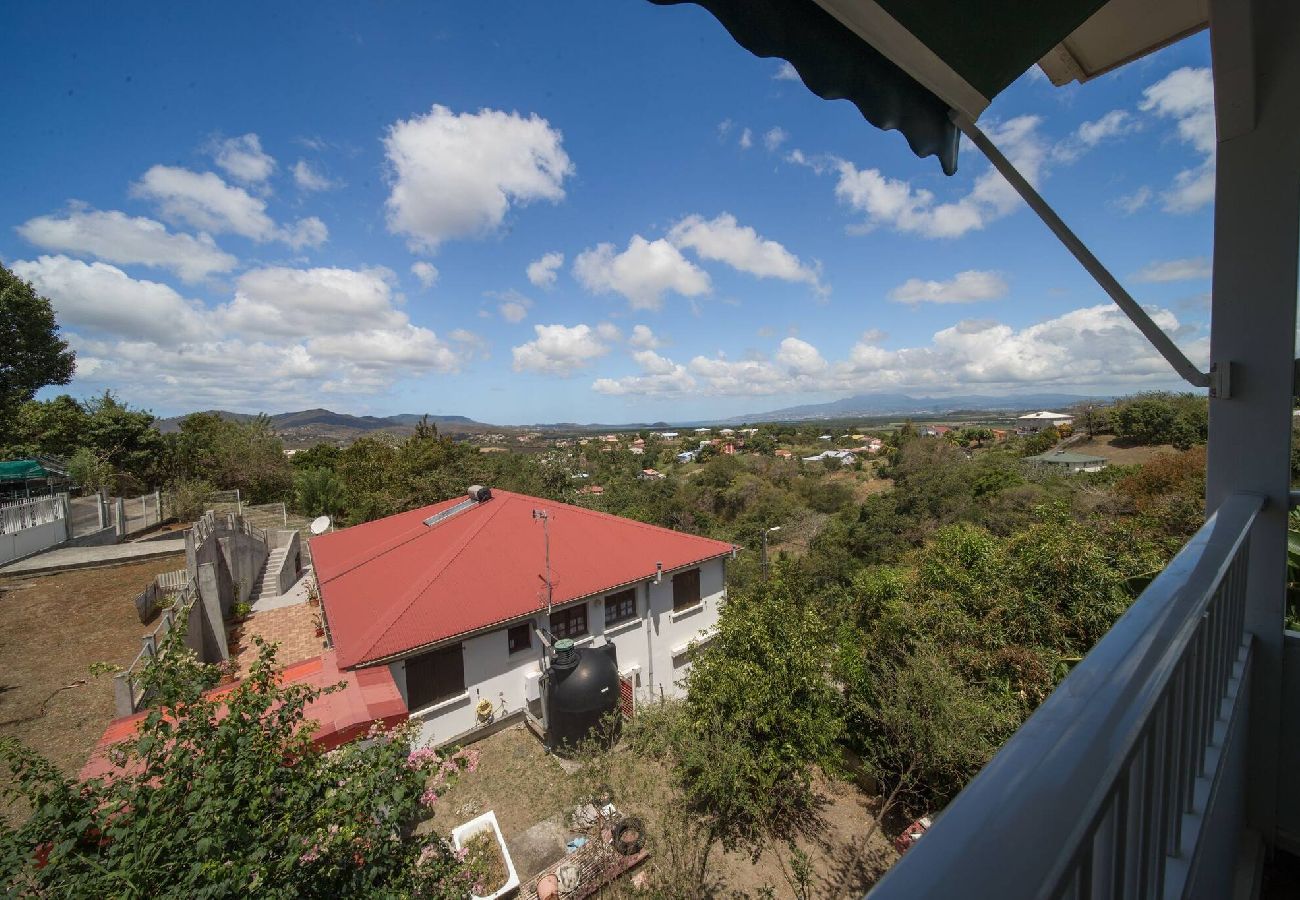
[0,457,70,498]
[650,0,1215,393]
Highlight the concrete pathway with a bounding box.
[0,538,186,577]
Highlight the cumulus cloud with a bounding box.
[888,270,1008,305]
[218,266,406,337]
[628,324,661,349]
[1053,109,1139,162]
[1132,257,1212,283]
[833,116,1047,239]
[12,257,469,407]
[739,128,753,150]
[526,251,564,288]
[16,207,236,282]
[589,303,1204,397]
[383,105,573,252]
[572,235,711,311]
[1115,186,1152,215]
[131,165,327,247]
[667,213,825,295]
[411,261,439,288]
[1140,67,1215,213]
[11,255,212,345]
[211,133,276,184]
[293,159,338,192]
[512,323,614,375]
[492,289,533,323]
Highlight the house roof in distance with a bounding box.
[312,488,736,669]
[1017,410,1074,420]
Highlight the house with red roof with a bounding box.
[310,487,735,749]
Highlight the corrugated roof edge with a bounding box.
[345,547,735,669]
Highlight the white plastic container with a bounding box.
[451,810,520,900]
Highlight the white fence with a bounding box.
[112,491,164,536]
[0,495,70,566]
[0,495,65,535]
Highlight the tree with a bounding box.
[679,572,843,854]
[0,635,472,897]
[0,265,75,432]
[295,467,345,518]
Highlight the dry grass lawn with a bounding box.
[424,724,896,898]
[0,557,184,775]
[1070,434,1177,466]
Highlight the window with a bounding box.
[672,568,701,611]
[604,588,637,627]
[507,622,532,654]
[550,603,587,639]
[405,643,464,710]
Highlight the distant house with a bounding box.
[718,428,735,437]
[803,449,856,466]
[630,438,646,449]
[721,443,736,455]
[676,450,697,463]
[1017,411,1074,432]
[1026,450,1108,473]
[629,447,645,455]
[577,484,605,495]
[694,427,712,434]
[601,434,620,443]
[654,431,679,440]
[639,468,666,480]
[774,449,794,459]
[311,488,734,749]
[818,434,833,441]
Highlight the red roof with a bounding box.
[79,650,406,781]
[312,489,735,669]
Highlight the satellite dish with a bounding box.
[310,515,332,535]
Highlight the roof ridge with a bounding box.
[350,492,511,665]
[490,488,733,550]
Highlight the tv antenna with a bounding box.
[532,509,553,614]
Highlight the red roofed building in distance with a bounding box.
[311,487,735,749]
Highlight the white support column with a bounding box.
[1206,0,1300,845]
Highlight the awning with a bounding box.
[0,457,68,483]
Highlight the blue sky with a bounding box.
[1,2,1216,424]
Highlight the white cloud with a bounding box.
[888,270,1008,305]
[11,255,211,345]
[526,251,564,288]
[572,235,711,311]
[774,61,800,82]
[411,261,439,288]
[211,134,276,184]
[833,116,1047,239]
[764,127,789,152]
[218,266,405,337]
[739,128,753,150]
[16,207,236,283]
[1132,257,1212,283]
[494,289,533,323]
[382,104,573,252]
[13,257,471,408]
[628,324,661,349]
[589,303,1204,397]
[512,323,614,375]
[1054,109,1138,162]
[1140,67,1216,213]
[293,159,337,192]
[1115,186,1152,215]
[667,213,825,295]
[131,165,327,247]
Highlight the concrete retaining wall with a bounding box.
[272,531,303,595]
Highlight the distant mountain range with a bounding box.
[156,408,485,447]
[724,392,1107,424]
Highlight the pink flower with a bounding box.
[420,788,440,808]
[299,846,321,865]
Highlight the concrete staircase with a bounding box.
[250,547,288,603]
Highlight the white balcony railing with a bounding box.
[870,493,1263,899]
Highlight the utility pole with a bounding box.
[762,525,781,582]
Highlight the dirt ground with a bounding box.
[425,725,896,898]
[0,557,183,774]
[1070,434,1177,466]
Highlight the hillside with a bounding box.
[156,408,486,448]
[728,392,1107,423]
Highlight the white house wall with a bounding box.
[389,557,726,748]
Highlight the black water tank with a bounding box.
[543,640,620,754]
